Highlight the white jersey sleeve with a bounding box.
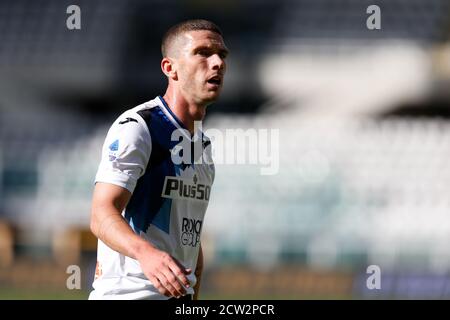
[95,112,152,193]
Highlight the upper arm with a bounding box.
[90,182,132,236]
[91,110,151,230]
[92,182,132,214]
[95,111,152,194]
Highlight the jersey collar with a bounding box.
[157,95,187,130]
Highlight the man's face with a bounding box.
[174,30,228,105]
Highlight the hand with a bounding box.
[137,245,192,298]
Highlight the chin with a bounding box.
[203,92,221,104]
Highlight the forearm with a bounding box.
[90,177,192,299]
[91,203,154,260]
[91,200,192,299]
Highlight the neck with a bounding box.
[162,89,206,135]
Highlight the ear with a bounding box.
[161,57,178,80]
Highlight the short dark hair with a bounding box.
[161,19,223,57]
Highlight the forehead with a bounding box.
[182,30,227,50]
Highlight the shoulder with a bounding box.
[103,99,161,152]
[115,99,160,132]
[109,98,162,138]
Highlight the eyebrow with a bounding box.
[194,45,229,57]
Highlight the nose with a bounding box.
[210,54,225,72]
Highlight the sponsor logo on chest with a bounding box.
[161,175,211,202]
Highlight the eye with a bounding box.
[197,49,209,57]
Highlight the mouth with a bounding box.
[206,75,222,87]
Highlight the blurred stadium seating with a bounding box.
[1,0,450,299]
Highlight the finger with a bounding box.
[148,275,171,297]
[162,268,186,297]
[157,272,181,298]
[167,260,191,288]
[170,255,192,274]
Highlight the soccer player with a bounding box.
[88,19,228,300]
